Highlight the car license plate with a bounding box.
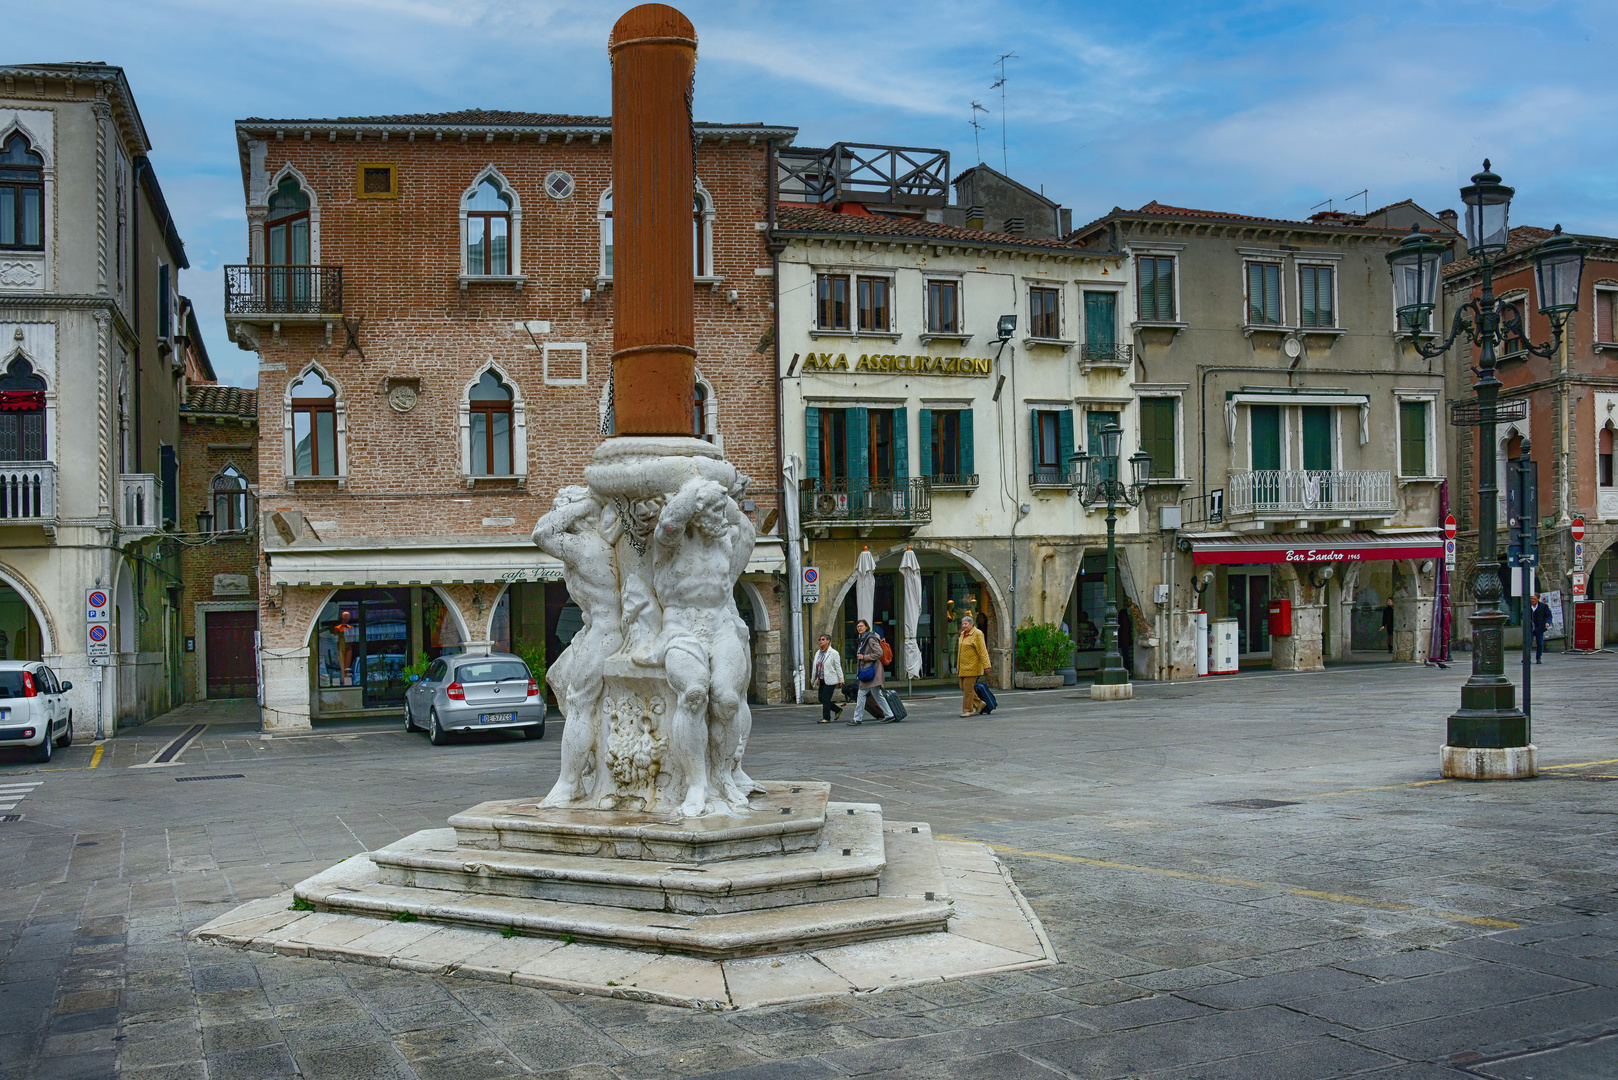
[479,712,515,724]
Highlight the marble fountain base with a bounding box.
[191,782,1055,1009]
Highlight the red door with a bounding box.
[206,610,258,698]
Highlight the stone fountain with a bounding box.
[193,4,1052,1008]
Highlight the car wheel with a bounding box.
[428,710,450,746]
[30,727,51,763]
[522,724,544,740]
[403,702,419,733]
[56,713,71,748]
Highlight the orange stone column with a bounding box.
[608,4,697,437]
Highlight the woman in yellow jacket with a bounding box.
[956,615,991,716]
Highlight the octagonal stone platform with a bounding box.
[192,782,1055,1008]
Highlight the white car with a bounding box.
[0,660,73,763]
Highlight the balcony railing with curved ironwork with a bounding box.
[1080,342,1133,366]
[1227,469,1394,516]
[225,265,343,316]
[802,477,931,525]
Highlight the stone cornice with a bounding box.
[0,63,151,154]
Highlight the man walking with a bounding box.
[849,619,897,725]
[1530,593,1553,664]
[812,634,844,723]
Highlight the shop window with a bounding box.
[1029,286,1060,338]
[927,279,960,333]
[1246,261,1282,325]
[817,273,849,330]
[1137,256,1175,321]
[0,357,46,460]
[919,408,974,483]
[289,369,339,477]
[0,132,46,251]
[469,370,514,476]
[857,276,891,332]
[315,589,410,709]
[465,176,513,276]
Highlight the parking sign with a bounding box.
[86,589,110,623]
[802,567,820,604]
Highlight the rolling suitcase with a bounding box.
[974,681,997,715]
[883,689,907,721]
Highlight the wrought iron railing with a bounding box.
[802,477,931,524]
[927,473,979,488]
[225,265,344,316]
[0,463,54,521]
[1227,470,1395,516]
[1181,490,1225,527]
[1080,342,1133,365]
[1029,466,1075,488]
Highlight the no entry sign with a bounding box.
[1571,517,1586,542]
[1444,514,1456,540]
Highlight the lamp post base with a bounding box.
[1090,682,1133,701]
[1440,743,1537,780]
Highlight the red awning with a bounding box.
[0,391,44,411]
[1190,530,1444,566]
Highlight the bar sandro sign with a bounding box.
[802,352,993,377]
[1193,539,1445,566]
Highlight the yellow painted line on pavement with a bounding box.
[941,836,1519,929]
[89,744,104,769]
[1540,757,1618,769]
[1307,778,1455,797]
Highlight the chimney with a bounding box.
[1438,208,1459,233]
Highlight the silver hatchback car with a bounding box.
[403,652,545,745]
[0,660,74,763]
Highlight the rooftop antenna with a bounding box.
[1344,188,1369,215]
[1311,197,1333,214]
[969,101,989,165]
[991,51,1016,174]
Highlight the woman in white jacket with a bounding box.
[811,634,844,723]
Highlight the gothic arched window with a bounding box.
[0,134,45,251]
[469,370,514,475]
[0,357,46,461]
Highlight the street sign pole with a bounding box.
[85,588,111,740]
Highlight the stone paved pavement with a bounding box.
[0,653,1614,1079]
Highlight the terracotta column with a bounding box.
[608,4,697,437]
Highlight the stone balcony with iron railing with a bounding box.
[802,477,931,532]
[119,473,160,535]
[224,265,345,347]
[1226,469,1396,521]
[0,462,55,524]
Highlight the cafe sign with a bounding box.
[802,352,992,377]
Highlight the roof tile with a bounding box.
[182,385,257,420]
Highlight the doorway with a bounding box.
[1228,570,1272,657]
[315,589,410,710]
[205,610,257,697]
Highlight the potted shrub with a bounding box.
[1014,622,1075,689]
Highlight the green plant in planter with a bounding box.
[401,655,431,681]
[1015,622,1076,676]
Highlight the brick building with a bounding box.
[1443,225,1618,645]
[177,382,259,700]
[224,110,796,731]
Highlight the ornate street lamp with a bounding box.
[1386,161,1587,780]
[1071,424,1150,700]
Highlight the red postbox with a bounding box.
[1267,598,1292,636]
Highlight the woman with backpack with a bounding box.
[848,619,897,725]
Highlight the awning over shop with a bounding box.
[266,535,788,588]
[1188,530,1444,566]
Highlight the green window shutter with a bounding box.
[918,408,933,477]
[1300,267,1317,327]
[1057,409,1075,473]
[960,409,975,476]
[1250,404,1281,471]
[1137,258,1155,321]
[1084,291,1116,347]
[1029,408,1042,466]
[893,407,908,479]
[1400,400,1428,476]
[1156,259,1174,320]
[1302,406,1332,471]
[805,406,820,480]
[1141,398,1175,478]
[849,407,869,482]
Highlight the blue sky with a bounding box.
[11,0,1613,388]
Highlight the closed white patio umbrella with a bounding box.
[900,547,922,684]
